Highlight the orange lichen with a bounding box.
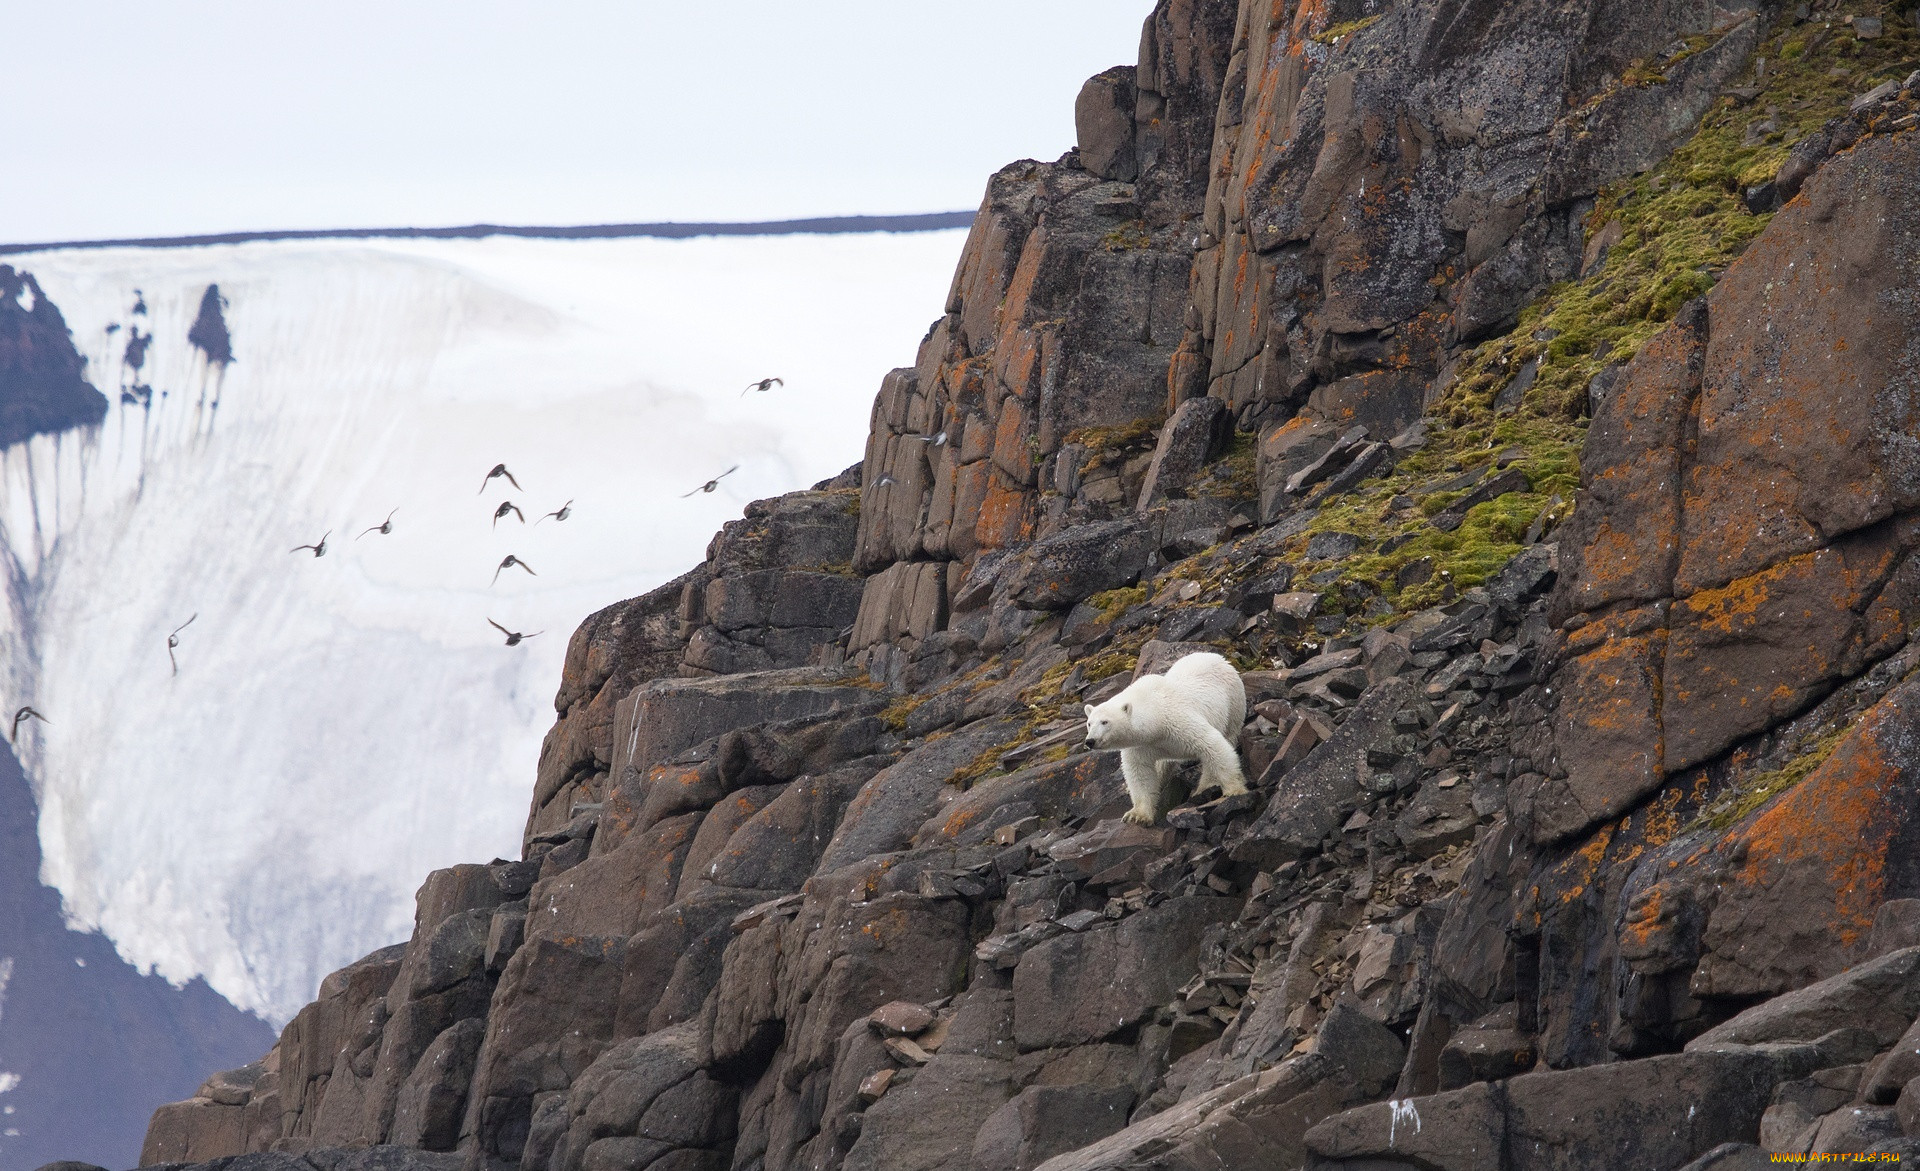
[1719,717,1900,947]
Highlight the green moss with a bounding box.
[1313,14,1382,43]
[1195,429,1259,502]
[1089,584,1149,615]
[1068,415,1165,475]
[1102,221,1154,252]
[880,692,929,732]
[1690,726,1850,832]
[950,741,1014,789]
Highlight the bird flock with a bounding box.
[6,376,785,748]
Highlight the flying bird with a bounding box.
[291,532,330,557]
[478,464,522,494]
[167,614,197,676]
[491,555,537,586]
[740,377,784,396]
[537,500,573,524]
[358,509,397,539]
[915,431,949,447]
[682,466,740,497]
[488,619,542,646]
[493,501,526,528]
[11,705,46,743]
[874,474,896,488]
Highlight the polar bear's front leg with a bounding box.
[1120,746,1167,825]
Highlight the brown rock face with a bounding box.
[1541,132,1920,843]
[1686,679,1920,1000]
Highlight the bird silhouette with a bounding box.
[914,431,949,447]
[291,532,330,557]
[488,619,542,646]
[537,500,573,524]
[11,705,46,743]
[874,474,896,488]
[493,501,526,528]
[358,509,397,539]
[682,466,740,497]
[491,555,537,586]
[478,464,522,494]
[167,614,197,676]
[740,377,785,396]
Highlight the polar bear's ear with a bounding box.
[1121,701,1131,714]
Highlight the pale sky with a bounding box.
[1,1,1158,244]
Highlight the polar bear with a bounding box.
[1082,651,1247,826]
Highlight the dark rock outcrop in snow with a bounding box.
[0,748,277,1170]
[0,265,108,448]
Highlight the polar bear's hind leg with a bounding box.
[1189,716,1248,799]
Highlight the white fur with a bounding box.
[1082,651,1247,825]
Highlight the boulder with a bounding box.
[816,717,1020,872]
[1013,896,1238,1050]
[1136,395,1230,509]
[1306,1050,1777,1170]
[389,1018,486,1149]
[1076,66,1139,181]
[621,669,884,779]
[972,1083,1135,1171]
[850,559,951,649]
[460,937,629,1160]
[1030,1053,1365,1171]
[1006,520,1155,611]
[1395,778,1479,859]
[700,768,870,893]
[842,1054,1019,1171]
[1690,947,1920,1053]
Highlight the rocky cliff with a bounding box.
[128,0,1920,1168]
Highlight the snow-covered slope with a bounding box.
[0,229,965,1023]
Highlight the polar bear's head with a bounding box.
[1083,695,1136,750]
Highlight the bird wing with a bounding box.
[359,525,380,538]
[491,565,504,586]
[488,618,510,635]
[173,614,197,635]
[505,471,522,490]
[510,505,525,521]
[517,559,538,575]
[680,485,702,497]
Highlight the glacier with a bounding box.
[0,228,967,1025]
